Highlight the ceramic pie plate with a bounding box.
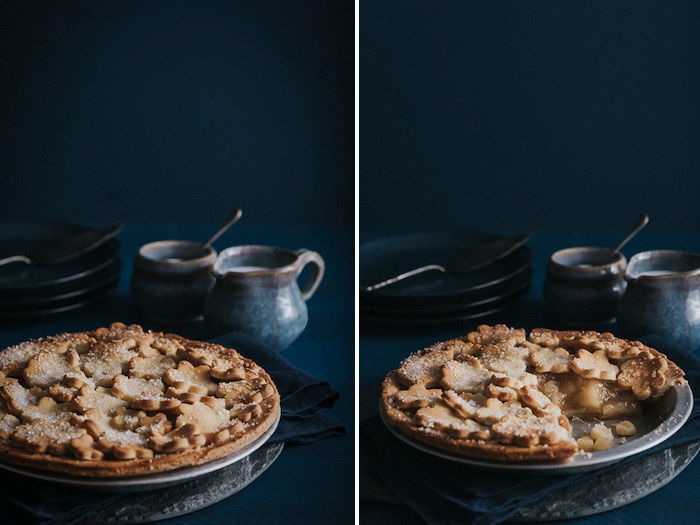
[0,410,280,493]
[379,383,693,474]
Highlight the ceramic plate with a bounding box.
[0,223,119,293]
[0,274,119,320]
[0,258,121,307]
[361,264,532,311]
[0,411,280,493]
[360,283,529,326]
[360,232,531,305]
[380,383,693,474]
[361,268,532,316]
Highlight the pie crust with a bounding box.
[381,325,685,461]
[0,323,280,477]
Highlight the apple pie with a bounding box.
[0,323,280,477]
[381,325,685,461]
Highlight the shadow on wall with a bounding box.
[0,1,353,226]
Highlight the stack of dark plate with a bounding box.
[360,232,532,325]
[0,223,121,319]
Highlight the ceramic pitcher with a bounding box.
[617,250,700,350]
[204,245,325,350]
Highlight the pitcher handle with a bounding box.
[295,249,325,301]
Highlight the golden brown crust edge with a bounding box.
[0,403,279,477]
[0,358,281,478]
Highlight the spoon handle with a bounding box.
[362,264,446,292]
[202,208,243,250]
[613,214,650,253]
[0,255,32,267]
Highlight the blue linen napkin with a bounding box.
[360,336,700,524]
[0,332,345,524]
[210,331,345,444]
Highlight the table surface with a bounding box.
[0,224,354,525]
[360,230,700,524]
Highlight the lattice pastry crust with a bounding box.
[0,323,279,477]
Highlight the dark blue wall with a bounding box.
[0,1,353,226]
[361,1,700,233]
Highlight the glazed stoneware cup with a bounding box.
[204,245,325,350]
[131,240,217,324]
[544,247,627,326]
[617,250,700,350]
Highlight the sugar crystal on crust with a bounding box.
[571,349,620,380]
[416,402,490,439]
[529,347,572,373]
[478,342,529,375]
[397,342,456,386]
[81,341,137,387]
[617,350,668,400]
[440,358,491,393]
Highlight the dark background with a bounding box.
[361,1,700,233]
[0,1,353,226]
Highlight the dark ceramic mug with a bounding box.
[131,240,217,324]
[544,247,627,326]
[204,245,325,350]
[617,250,700,350]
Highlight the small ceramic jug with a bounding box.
[204,245,325,350]
[617,250,700,350]
[544,247,627,326]
[131,240,217,324]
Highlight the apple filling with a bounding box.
[539,372,641,418]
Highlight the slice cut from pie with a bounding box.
[0,323,280,477]
[381,325,685,461]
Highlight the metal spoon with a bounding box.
[163,209,243,262]
[362,232,531,292]
[0,223,122,267]
[612,214,649,253]
[201,208,243,253]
